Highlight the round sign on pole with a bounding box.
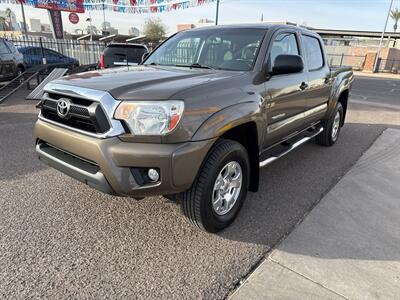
[69,13,79,24]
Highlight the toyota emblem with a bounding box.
[56,98,71,118]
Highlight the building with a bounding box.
[29,18,41,32]
[128,26,140,37]
[41,24,51,33]
[177,18,214,31]
[19,21,29,32]
[177,24,195,31]
[196,18,214,28]
[101,21,111,30]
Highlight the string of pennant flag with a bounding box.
[0,0,217,14]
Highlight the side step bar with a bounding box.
[260,126,324,168]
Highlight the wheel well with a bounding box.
[220,122,259,192]
[338,90,349,126]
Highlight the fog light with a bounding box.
[147,168,160,182]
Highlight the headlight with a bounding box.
[114,100,184,135]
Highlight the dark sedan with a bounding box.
[0,38,25,81]
[17,46,79,69]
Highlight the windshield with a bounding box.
[144,28,266,71]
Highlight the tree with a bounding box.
[387,8,400,47]
[143,17,166,43]
[391,8,400,32]
[5,8,13,31]
[0,16,6,31]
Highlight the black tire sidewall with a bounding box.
[326,102,343,145]
[200,144,249,232]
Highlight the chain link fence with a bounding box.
[327,54,366,71]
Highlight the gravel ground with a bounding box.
[0,77,397,299]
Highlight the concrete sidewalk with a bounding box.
[231,128,400,299]
[354,71,400,80]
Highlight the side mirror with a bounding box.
[141,52,150,63]
[272,54,304,75]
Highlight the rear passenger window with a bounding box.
[270,33,299,65]
[0,40,10,54]
[303,35,324,70]
[5,41,17,53]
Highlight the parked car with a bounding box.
[34,24,353,233]
[0,38,25,81]
[17,46,79,69]
[99,43,148,68]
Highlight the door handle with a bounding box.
[300,82,308,90]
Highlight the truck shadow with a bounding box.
[221,122,388,249]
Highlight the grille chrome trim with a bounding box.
[39,82,125,139]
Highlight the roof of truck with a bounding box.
[187,23,316,35]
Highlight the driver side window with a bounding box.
[270,33,299,66]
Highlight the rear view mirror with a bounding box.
[141,52,150,63]
[272,54,304,75]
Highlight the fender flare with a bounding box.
[327,74,353,119]
[191,101,263,142]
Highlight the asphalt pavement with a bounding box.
[0,76,398,299]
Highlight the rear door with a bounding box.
[301,34,331,123]
[263,30,308,146]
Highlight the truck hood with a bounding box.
[52,65,243,100]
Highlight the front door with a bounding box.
[263,31,308,147]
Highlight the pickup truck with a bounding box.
[33,24,353,233]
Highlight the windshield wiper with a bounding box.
[175,63,214,69]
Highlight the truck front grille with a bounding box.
[41,93,111,134]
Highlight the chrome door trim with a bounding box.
[267,103,327,134]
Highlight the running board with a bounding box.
[259,126,324,168]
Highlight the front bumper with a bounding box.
[33,119,215,197]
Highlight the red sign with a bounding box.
[69,13,79,24]
[36,0,84,13]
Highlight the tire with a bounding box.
[16,66,24,77]
[181,139,250,233]
[316,102,343,146]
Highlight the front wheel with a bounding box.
[181,139,250,233]
[316,102,343,146]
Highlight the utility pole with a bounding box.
[86,12,93,41]
[373,0,394,72]
[20,2,28,36]
[102,0,106,33]
[215,0,220,25]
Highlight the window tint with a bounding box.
[126,47,147,63]
[145,28,266,71]
[26,48,42,55]
[0,40,10,54]
[270,33,299,65]
[162,37,201,66]
[303,35,324,70]
[5,41,16,53]
[44,49,61,57]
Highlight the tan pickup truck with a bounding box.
[34,24,353,232]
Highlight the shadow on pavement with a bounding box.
[221,122,387,248]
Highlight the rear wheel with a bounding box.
[181,139,250,233]
[316,102,343,146]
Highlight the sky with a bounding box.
[1,0,400,35]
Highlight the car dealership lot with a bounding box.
[0,77,399,299]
